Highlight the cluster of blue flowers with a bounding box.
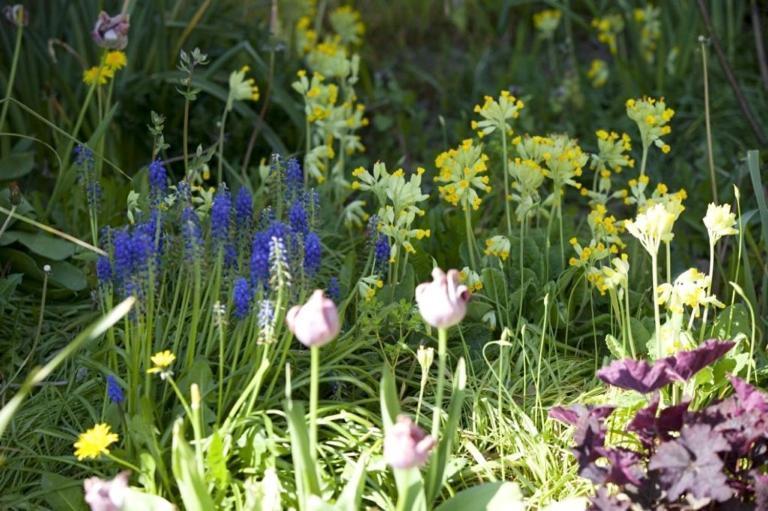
[94,155,335,323]
[75,145,101,211]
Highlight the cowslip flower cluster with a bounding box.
[657,268,724,318]
[471,90,524,138]
[226,65,259,110]
[533,9,561,38]
[83,50,127,86]
[484,235,511,260]
[459,267,483,293]
[586,59,609,88]
[508,157,545,221]
[592,14,624,55]
[329,5,365,46]
[703,203,738,245]
[74,423,119,460]
[634,5,661,63]
[435,139,491,211]
[626,96,674,159]
[624,203,676,257]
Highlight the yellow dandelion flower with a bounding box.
[73,423,119,460]
[147,350,176,374]
[104,51,127,71]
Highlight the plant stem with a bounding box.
[699,241,716,340]
[651,252,662,358]
[701,39,718,203]
[431,328,448,439]
[217,108,229,183]
[501,129,512,239]
[639,143,649,178]
[463,207,478,270]
[309,345,320,462]
[0,21,24,148]
[0,205,16,239]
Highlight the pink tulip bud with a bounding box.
[286,289,340,348]
[91,11,130,50]
[83,471,129,511]
[384,415,436,469]
[415,268,470,328]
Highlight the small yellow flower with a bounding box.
[83,65,114,86]
[104,50,127,71]
[73,423,119,460]
[147,350,176,374]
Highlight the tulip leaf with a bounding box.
[434,481,524,511]
[380,367,428,511]
[171,420,215,511]
[426,357,467,503]
[283,399,320,504]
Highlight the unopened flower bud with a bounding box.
[91,11,130,50]
[83,471,129,511]
[415,268,470,328]
[286,289,340,348]
[3,5,28,27]
[384,415,436,469]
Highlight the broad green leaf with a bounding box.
[434,481,524,511]
[171,420,215,511]
[40,472,88,511]
[10,231,77,260]
[49,260,87,291]
[0,151,34,180]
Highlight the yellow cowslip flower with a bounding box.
[586,59,609,88]
[657,268,724,317]
[83,65,114,86]
[634,5,661,63]
[104,50,127,71]
[625,96,674,163]
[73,423,119,460]
[703,203,738,244]
[358,274,383,301]
[472,90,524,137]
[295,16,318,55]
[434,139,491,211]
[147,350,176,375]
[624,203,675,257]
[329,5,365,46]
[484,235,511,260]
[227,65,259,110]
[591,130,634,180]
[533,9,562,38]
[459,266,483,292]
[591,14,624,55]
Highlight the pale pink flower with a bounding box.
[83,471,129,511]
[286,289,340,348]
[91,11,130,50]
[415,268,470,328]
[384,415,436,469]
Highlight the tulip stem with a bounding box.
[309,345,320,462]
[431,328,448,439]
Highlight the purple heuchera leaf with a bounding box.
[597,447,643,486]
[549,404,615,426]
[666,339,735,382]
[597,358,674,393]
[627,393,660,447]
[589,487,632,511]
[753,471,768,511]
[729,376,768,413]
[549,404,616,484]
[648,424,733,503]
[598,340,735,393]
